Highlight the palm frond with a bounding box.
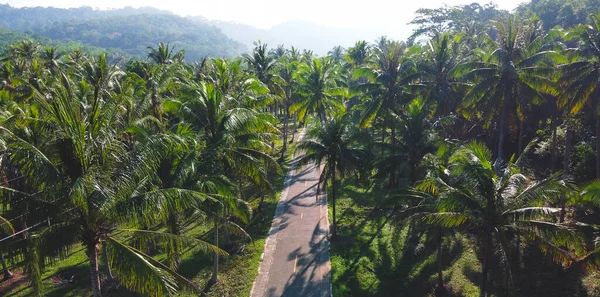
[106,236,199,297]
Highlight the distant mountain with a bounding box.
[0,28,125,60]
[0,5,247,61]
[190,18,410,55]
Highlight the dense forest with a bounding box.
[0,4,247,60]
[2,0,600,297]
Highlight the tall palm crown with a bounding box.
[345,41,370,68]
[425,142,579,297]
[355,40,419,128]
[297,118,366,236]
[179,81,279,190]
[200,58,269,108]
[243,41,277,85]
[558,12,600,178]
[147,42,177,65]
[419,33,468,116]
[459,17,560,161]
[1,57,217,297]
[291,57,345,123]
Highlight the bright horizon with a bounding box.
[1,0,526,31]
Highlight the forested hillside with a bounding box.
[0,4,246,61]
[2,1,600,297]
[516,0,600,30]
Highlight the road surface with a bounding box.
[251,139,331,297]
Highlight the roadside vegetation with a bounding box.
[2,1,600,297]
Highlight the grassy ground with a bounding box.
[329,180,600,297]
[329,181,481,297]
[1,123,301,297]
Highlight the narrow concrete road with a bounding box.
[251,139,331,297]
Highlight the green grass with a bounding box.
[2,126,299,297]
[329,181,481,297]
[328,180,600,297]
[6,247,90,297]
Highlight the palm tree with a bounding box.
[558,12,600,178]
[128,60,185,125]
[345,41,370,69]
[147,42,176,65]
[291,57,345,123]
[243,41,285,139]
[1,66,220,297]
[459,17,560,162]
[39,47,64,75]
[354,39,420,163]
[5,40,40,77]
[425,142,578,297]
[243,41,276,85]
[297,117,366,237]
[419,33,468,117]
[275,56,300,158]
[0,215,14,280]
[178,81,277,283]
[397,98,437,185]
[413,141,456,294]
[328,46,345,63]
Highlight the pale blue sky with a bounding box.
[1,0,526,30]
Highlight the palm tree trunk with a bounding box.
[210,222,219,285]
[380,122,386,158]
[564,122,572,175]
[480,228,493,297]
[515,233,521,270]
[291,114,297,143]
[330,164,337,238]
[436,229,443,289]
[1,252,12,280]
[498,104,508,162]
[103,246,113,282]
[223,220,232,246]
[281,110,289,159]
[559,199,566,223]
[88,243,102,297]
[258,195,265,213]
[167,213,181,269]
[551,118,557,171]
[517,119,525,157]
[596,111,600,179]
[389,123,396,187]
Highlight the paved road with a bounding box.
[251,143,331,297]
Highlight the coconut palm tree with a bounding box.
[419,33,469,116]
[296,117,367,237]
[243,41,276,85]
[328,46,345,63]
[0,66,221,297]
[345,41,370,69]
[414,141,456,294]
[458,17,560,162]
[0,215,14,280]
[558,12,600,178]
[177,81,277,283]
[425,142,579,297]
[291,57,345,123]
[4,40,40,77]
[275,56,300,158]
[354,39,420,164]
[147,42,178,65]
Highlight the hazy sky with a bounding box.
[2,0,526,30]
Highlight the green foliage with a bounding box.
[5,2,600,296]
[0,5,246,61]
[572,142,596,181]
[516,0,600,31]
